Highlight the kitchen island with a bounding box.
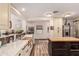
[48,37,79,56]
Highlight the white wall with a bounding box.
[27,17,63,39]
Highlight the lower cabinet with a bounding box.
[70,42,79,56]
[70,50,79,56]
[48,40,70,56]
[52,49,69,56]
[48,40,79,56]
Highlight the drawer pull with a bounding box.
[18,53,21,56]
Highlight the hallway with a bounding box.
[31,39,49,56]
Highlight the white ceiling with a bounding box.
[12,3,79,21]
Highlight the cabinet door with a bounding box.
[52,42,69,49]
[70,51,79,56]
[0,4,9,30]
[70,42,79,56]
[52,49,68,56]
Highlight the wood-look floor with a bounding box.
[31,39,49,56]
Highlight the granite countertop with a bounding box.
[49,37,79,42]
[0,40,28,56]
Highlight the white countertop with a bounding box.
[0,34,15,38]
[0,34,33,39]
[22,34,33,39]
[0,40,28,56]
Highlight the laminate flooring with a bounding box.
[31,39,49,56]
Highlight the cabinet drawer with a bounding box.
[70,51,79,56]
[52,42,69,48]
[71,45,79,49]
[52,49,69,56]
[71,42,79,49]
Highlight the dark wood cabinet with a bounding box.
[52,49,69,56]
[70,50,79,56]
[48,40,52,56]
[48,40,79,56]
[70,42,79,56]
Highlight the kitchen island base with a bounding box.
[48,37,79,56]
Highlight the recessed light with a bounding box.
[45,13,52,17]
[22,8,25,11]
[47,14,52,17]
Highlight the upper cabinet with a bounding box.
[0,4,10,30]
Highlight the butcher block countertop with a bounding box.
[49,37,79,42]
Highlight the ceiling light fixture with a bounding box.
[64,12,76,17]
